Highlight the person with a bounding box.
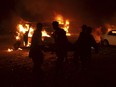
[23,24,31,47]
[29,23,44,87]
[23,30,29,46]
[74,25,98,70]
[73,25,87,67]
[52,21,69,72]
[52,21,69,87]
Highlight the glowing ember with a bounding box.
[8,48,13,52]
[18,48,23,50]
[16,36,20,40]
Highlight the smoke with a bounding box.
[14,0,84,23]
[15,0,61,22]
[1,0,116,33]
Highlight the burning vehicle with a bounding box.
[13,22,53,50]
[13,15,72,50]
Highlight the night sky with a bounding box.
[0,0,116,33]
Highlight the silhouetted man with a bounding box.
[52,21,68,72]
[29,23,44,86]
[74,25,98,70]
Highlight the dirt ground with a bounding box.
[0,35,116,87]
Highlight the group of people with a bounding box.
[29,21,99,74]
[28,21,99,86]
[73,25,99,69]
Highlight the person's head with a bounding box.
[87,26,92,34]
[36,23,43,31]
[81,24,87,33]
[52,21,59,30]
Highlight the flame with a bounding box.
[16,24,32,47]
[16,31,21,40]
[92,27,102,43]
[16,36,20,40]
[55,15,71,36]
[17,24,50,38]
[16,23,51,47]
[18,24,27,33]
[8,48,13,52]
[42,30,50,41]
[42,30,50,37]
[7,48,23,52]
[55,15,64,24]
[28,27,34,37]
[15,15,71,47]
[18,48,23,50]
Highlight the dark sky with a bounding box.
[0,0,116,32]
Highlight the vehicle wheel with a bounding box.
[103,40,109,47]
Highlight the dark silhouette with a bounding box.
[23,30,29,46]
[29,23,44,87]
[13,40,21,50]
[52,21,68,69]
[52,21,69,87]
[74,25,98,70]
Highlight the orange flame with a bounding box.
[7,48,13,52]
[16,23,51,47]
[42,30,50,37]
[55,15,71,36]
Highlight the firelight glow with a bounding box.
[55,15,71,36]
[7,48,13,52]
[42,30,50,37]
[16,23,51,47]
[15,15,71,47]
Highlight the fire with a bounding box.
[7,48,23,52]
[55,15,64,24]
[15,15,70,47]
[28,27,34,37]
[18,24,27,33]
[55,15,71,36]
[7,48,13,52]
[17,23,50,38]
[16,23,51,47]
[18,48,23,50]
[42,30,50,41]
[42,30,50,37]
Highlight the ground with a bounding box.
[0,35,116,87]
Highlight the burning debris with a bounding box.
[7,48,23,52]
[7,48,13,52]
